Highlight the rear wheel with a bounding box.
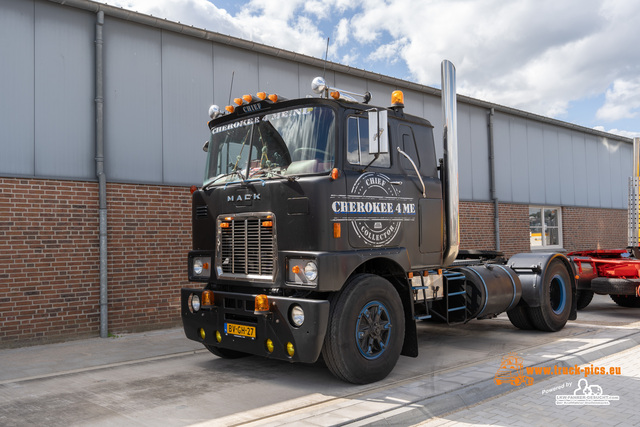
[529,260,572,332]
[591,277,639,295]
[506,304,535,330]
[576,290,594,310]
[322,274,405,384]
[204,344,250,359]
[610,294,640,308]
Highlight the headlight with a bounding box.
[290,304,305,327]
[287,258,318,286]
[304,262,318,281]
[193,259,203,275]
[191,294,201,312]
[190,255,211,281]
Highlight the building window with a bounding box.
[529,206,562,249]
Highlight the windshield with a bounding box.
[204,106,335,186]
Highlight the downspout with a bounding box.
[95,10,108,338]
[487,108,500,251]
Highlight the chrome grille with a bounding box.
[217,213,276,281]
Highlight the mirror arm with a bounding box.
[397,147,426,197]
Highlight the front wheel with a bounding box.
[322,274,405,384]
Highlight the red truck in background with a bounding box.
[569,137,640,310]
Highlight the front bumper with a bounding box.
[181,288,330,363]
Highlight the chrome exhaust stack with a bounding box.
[441,60,459,267]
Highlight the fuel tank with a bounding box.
[454,264,522,319]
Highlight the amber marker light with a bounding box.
[265,339,274,353]
[225,105,235,113]
[286,342,295,357]
[391,90,404,107]
[262,220,273,227]
[268,94,278,102]
[233,97,243,106]
[256,92,267,100]
[333,223,341,239]
[202,290,213,306]
[220,222,230,229]
[255,294,269,313]
[330,91,340,100]
[242,94,253,103]
[190,185,198,194]
[330,168,339,180]
[292,265,301,274]
[408,272,414,279]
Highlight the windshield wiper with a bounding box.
[202,168,247,190]
[249,166,298,182]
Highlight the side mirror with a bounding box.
[368,109,389,154]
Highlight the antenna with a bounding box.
[322,37,330,80]
[227,71,235,105]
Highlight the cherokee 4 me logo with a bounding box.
[331,172,416,247]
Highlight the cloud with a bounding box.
[596,78,640,122]
[593,126,640,139]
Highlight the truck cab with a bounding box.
[181,61,576,384]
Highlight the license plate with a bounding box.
[225,323,256,338]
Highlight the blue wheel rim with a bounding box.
[355,301,392,360]
[550,274,566,315]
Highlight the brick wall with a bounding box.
[459,202,627,257]
[0,176,629,347]
[563,206,627,251]
[0,178,191,348]
[459,202,530,257]
[498,203,531,257]
[459,201,496,251]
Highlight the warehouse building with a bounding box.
[0,0,633,347]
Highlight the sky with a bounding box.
[95,0,640,138]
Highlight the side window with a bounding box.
[347,115,390,167]
[399,125,420,171]
[411,124,438,177]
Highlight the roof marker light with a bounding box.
[391,90,404,107]
[233,97,243,106]
[257,92,267,100]
[268,94,278,102]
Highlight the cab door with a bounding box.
[397,123,443,262]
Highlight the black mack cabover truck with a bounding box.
[181,61,577,384]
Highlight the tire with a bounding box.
[322,274,405,384]
[576,290,594,310]
[591,277,639,296]
[529,260,572,332]
[506,304,535,330]
[610,294,640,308]
[204,344,250,359]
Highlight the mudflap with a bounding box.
[508,253,577,321]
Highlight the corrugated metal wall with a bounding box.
[0,0,633,208]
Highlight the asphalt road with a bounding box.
[1,293,638,426]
